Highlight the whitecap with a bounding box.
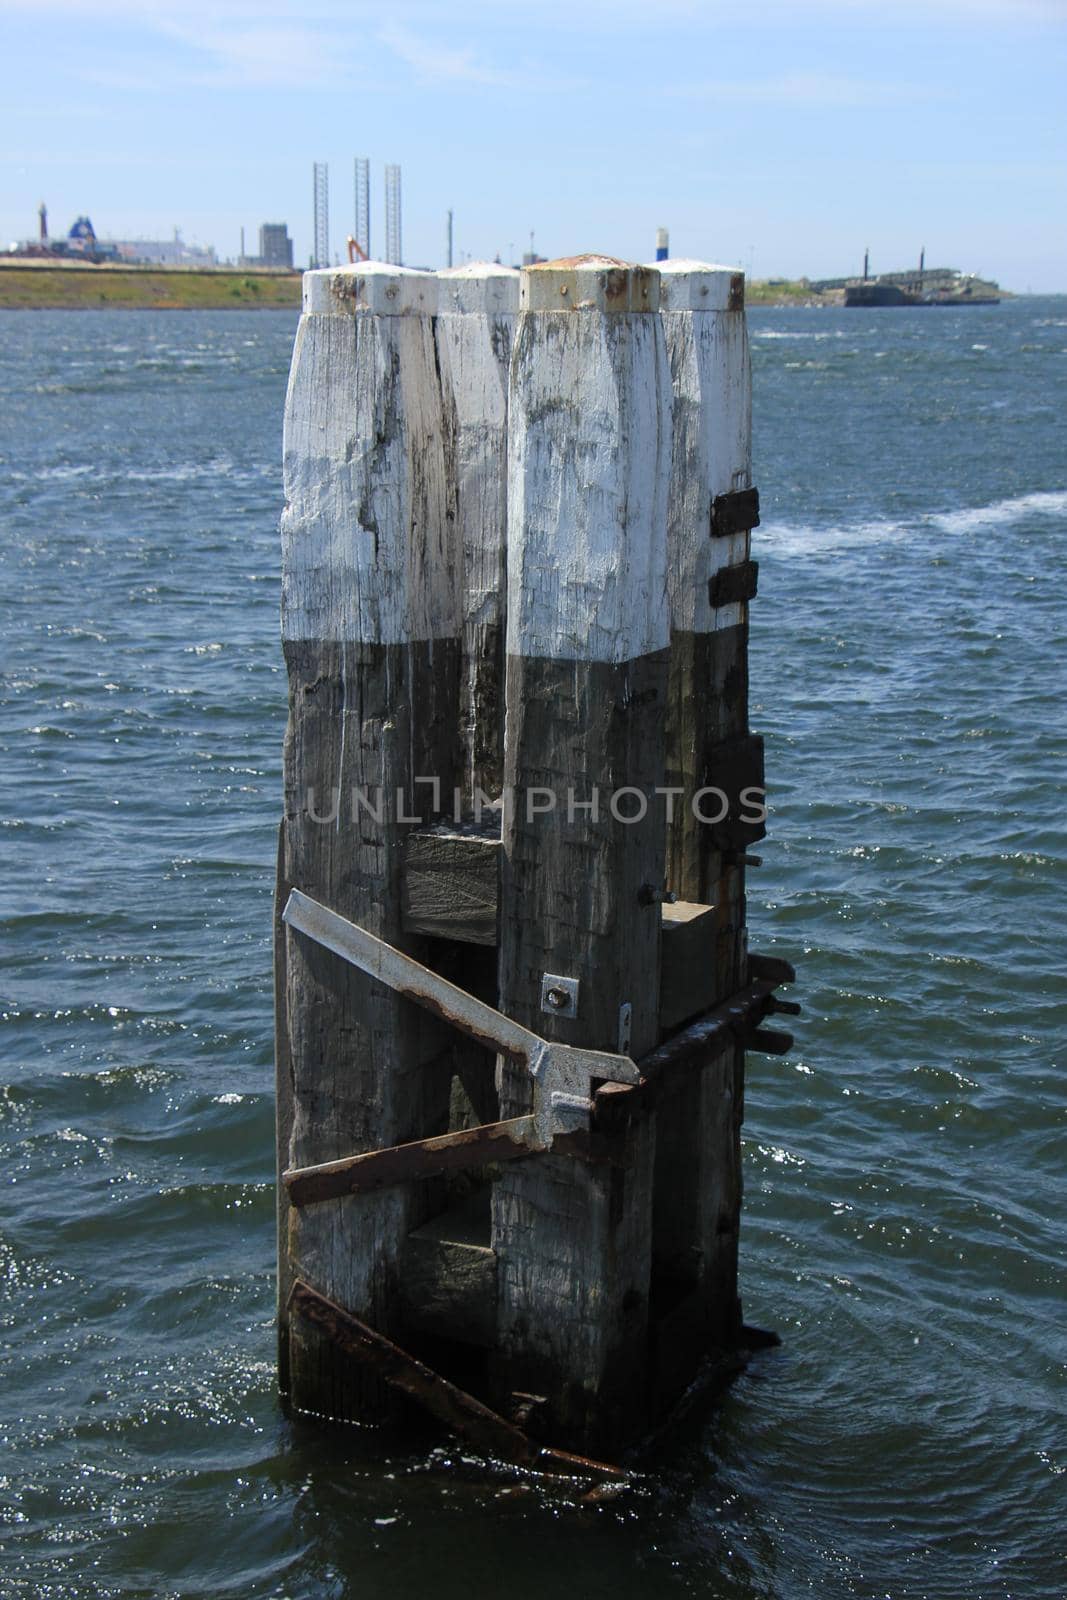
[931,489,1067,534]
[759,489,1067,558]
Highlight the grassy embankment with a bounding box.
[744,278,841,307]
[0,264,303,310]
[0,261,835,310]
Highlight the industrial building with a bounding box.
[239,223,295,270]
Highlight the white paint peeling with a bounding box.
[507,303,671,664]
[302,261,438,317]
[281,306,457,644]
[656,269,753,634]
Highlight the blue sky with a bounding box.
[2,0,1065,289]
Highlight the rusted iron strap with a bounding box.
[288,1281,628,1481]
[285,1116,539,1207]
[627,979,781,1093]
[290,1280,535,1462]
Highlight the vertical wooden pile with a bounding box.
[422,263,520,1135]
[278,262,460,1419]
[651,260,758,1356]
[434,263,519,803]
[494,257,672,1452]
[275,251,777,1458]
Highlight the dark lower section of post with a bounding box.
[280,636,461,1423]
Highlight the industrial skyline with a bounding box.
[1,0,1063,289]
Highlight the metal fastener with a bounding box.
[540,972,579,1019]
[639,883,677,906]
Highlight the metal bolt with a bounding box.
[545,986,570,1010]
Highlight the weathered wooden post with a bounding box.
[274,250,793,1464]
[650,259,759,1355]
[278,262,460,1419]
[493,256,672,1452]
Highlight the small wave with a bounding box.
[759,489,1067,557]
[758,517,910,557]
[931,489,1067,534]
[752,329,857,342]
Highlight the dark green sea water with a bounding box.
[1,301,1064,1599]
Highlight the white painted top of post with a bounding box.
[282,274,456,644]
[302,262,438,316]
[650,259,744,311]
[653,260,752,635]
[437,263,520,314]
[520,255,660,313]
[508,257,671,663]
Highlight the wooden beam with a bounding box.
[402,825,500,946]
[494,256,670,1453]
[659,900,718,1030]
[280,263,460,1421]
[399,1206,497,1348]
[285,1117,538,1207]
[435,264,519,803]
[652,260,755,1343]
[274,821,295,1395]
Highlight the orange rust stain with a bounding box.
[532,254,632,271]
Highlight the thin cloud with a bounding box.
[674,72,941,108]
[157,19,356,88]
[377,22,585,93]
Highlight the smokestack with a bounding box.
[39,202,47,243]
[655,226,669,262]
[863,247,869,281]
[446,208,454,269]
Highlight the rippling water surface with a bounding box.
[1,302,1064,1599]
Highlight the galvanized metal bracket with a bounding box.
[283,889,638,1151]
[540,972,579,1019]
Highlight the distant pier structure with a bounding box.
[275,254,795,1467]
